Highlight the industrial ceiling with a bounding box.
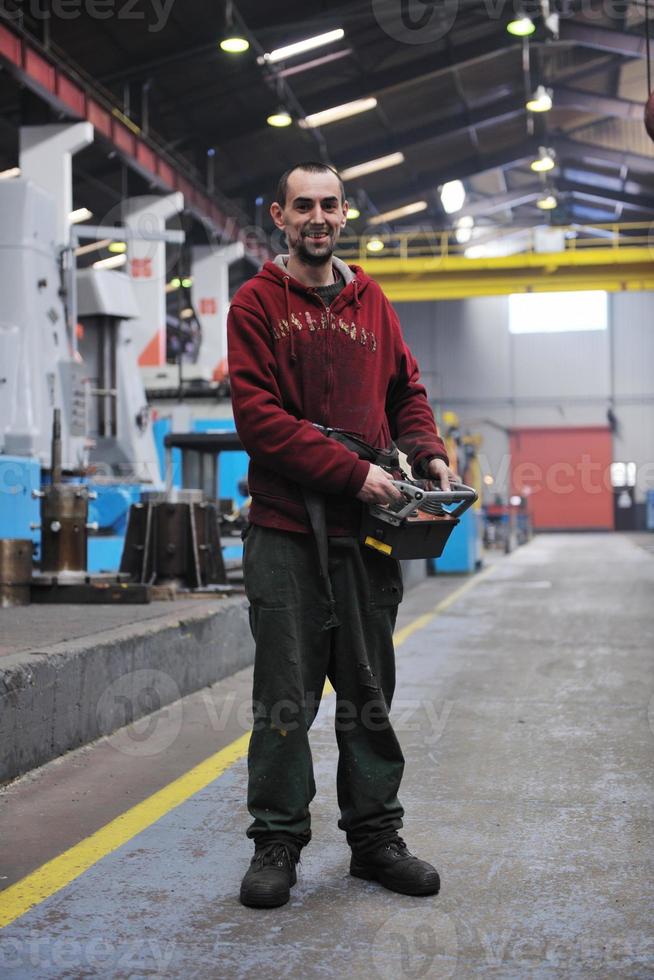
[1,1,654,250]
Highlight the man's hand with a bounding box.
[356,464,404,505]
[425,458,459,492]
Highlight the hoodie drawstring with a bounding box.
[353,278,361,327]
[283,276,297,364]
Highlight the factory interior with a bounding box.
[0,1,653,976]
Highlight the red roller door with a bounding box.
[510,427,614,530]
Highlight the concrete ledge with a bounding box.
[0,597,254,784]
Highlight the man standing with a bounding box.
[227,162,454,909]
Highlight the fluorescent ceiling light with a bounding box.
[75,238,112,257]
[267,109,293,128]
[507,16,535,36]
[340,152,404,181]
[526,85,553,113]
[440,180,466,214]
[366,238,385,253]
[537,194,558,210]
[299,97,377,129]
[69,207,93,223]
[259,28,344,64]
[368,200,428,225]
[220,35,249,53]
[93,254,127,270]
[0,166,21,179]
[531,147,556,172]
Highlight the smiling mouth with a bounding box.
[304,230,330,240]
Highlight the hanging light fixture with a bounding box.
[537,194,558,210]
[526,85,553,113]
[507,15,536,36]
[219,2,249,53]
[346,206,361,220]
[366,237,385,253]
[267,108,293,127]
[439,180,466,214]
[531,147,556,173]
[220,34,249,53]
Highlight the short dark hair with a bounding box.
[275,161,346,207]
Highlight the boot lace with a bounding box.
[253,842,299,871]
[382,835,409,857]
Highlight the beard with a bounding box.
[294,228,337,266]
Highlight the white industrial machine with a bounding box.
[76,268,161,481]
[0,177,86,469]
[0,123,185,480]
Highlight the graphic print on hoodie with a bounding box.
[227,255,448,535]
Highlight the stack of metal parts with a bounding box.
[30,411,149,603]
[119,488,227,592]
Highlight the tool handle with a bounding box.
[389,481,478,521]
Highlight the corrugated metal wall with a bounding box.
[396,292,654,507]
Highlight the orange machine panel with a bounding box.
[509,426,614,530]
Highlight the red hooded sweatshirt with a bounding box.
[227,255,448,535]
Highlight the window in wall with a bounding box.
[509,290,608,334]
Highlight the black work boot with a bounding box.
[240,841,300,909]
[350,835,440,896]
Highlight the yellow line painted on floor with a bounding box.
[393,563,495,648]
[0,565,494,929]
[0,732,250,930]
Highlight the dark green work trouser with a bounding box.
[243,523,405,854]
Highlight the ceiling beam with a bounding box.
[456,186,545,219]
[559,20,651,59]
[555,87,644,121]
[353,142,540,212]
[330,94,524,178]
[563,181,654,213]
[224,78,653,202]
[555,137,654,175]
[560,165,653,198]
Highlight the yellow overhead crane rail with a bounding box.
[337,223,654,301]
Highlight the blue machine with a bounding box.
[0,455,41,543]
[647,490,654,531]
[431,508,481,574]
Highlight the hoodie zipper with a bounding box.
[308,288,334,425]
[316,293,334,423]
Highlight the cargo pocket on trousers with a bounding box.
[367,555,404,608]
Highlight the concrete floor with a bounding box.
[0,532,653,978]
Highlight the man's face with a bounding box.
[271,169,348,265]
